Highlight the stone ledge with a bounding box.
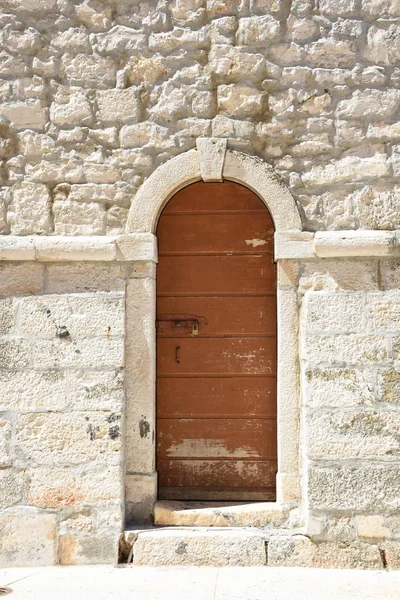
[0,231,398,262]
[275,230,400,259]
[0,234,158,263]
[314,231,399,258]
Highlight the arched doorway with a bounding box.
[156,181,277,501]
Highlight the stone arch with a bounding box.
[125,141,302,524]
[126,143,302,235]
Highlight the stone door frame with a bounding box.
[125,139,303,523]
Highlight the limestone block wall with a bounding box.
[300,258,400,564]
[0,262,126,565]
[0,0,398,234]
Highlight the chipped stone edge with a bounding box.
[0,234,158,262]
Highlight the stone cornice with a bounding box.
[276,230,400,259]
[0,231,398,262]
[0,234,158,262]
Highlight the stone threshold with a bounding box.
[154,500,286,528]
[0,230,398,262]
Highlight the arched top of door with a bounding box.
[126,138,302,234]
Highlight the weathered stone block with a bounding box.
[307,409,400,460]
[0,469,24,509]
[53,199,106,235]
[62,54,116,88]
[308,464,400,511]
[353,187,400,230]
[33,337,123,369]
[50,28,91,54]
[337,90,400,119]
[45,263,125,294]
[93,26,146,56]
[120,122,175,150]
[208,46,266,82]
[304,38,356,68]
[27,465,122,508]
[126,473,157,524]
[0,298,14,334]
[0,101,47,130]
[378,369,400,404]
[268,535,382,569]
[15,411,122,466]
[50,89,93,127]
[75,0,112,32]
[304,367,375,408]
[0,507,57,567]
[0,338,30,369]
[8,183,51,235]
[217,84,265,117]
[303,334,389,365]
[355,515,391,540]
[302,152,390,187]
[368,293,400,330]
[129,528,268,566]
[304,293,366,333]
[68,370,124,411]
[319,0,358,15]
[18,130,55,158]
[0,370,66,412]
[236,15,280,44]
[97,88,141,124]
[381,542,400,569]
[364,24,400,66]
[299,260,379,292]
[19,295,124,338]
[361,0,400,16]
[0,417,12,466]
[59,533,119,565]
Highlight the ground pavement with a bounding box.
[1,566,400,599]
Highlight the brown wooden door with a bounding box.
[156,181,277,501]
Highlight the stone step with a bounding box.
[120,527,387,569]
[122,527,270,566]
[154,500,286,528]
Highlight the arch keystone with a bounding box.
[196,137,227,182]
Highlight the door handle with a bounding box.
[175,346,180,364]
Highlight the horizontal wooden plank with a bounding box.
[161,181,270,214]
[158,487,276,501]
[157,296,277,337]
[157,377,276,419]
[157,255,275,296]
[157,338,276,376]
[158,213,273,255]
[157,418,277,460]
[157,459,277,491]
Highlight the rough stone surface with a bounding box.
[129,528,269,566]
[0,508,57,567]
[0,3,397,233]
[0,0,400,571]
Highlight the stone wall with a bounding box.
[0,0,399,569]
[0,262,126,565]
[0,0,399,235]
[300,258,400,565]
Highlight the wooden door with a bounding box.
[156,181,277,501]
